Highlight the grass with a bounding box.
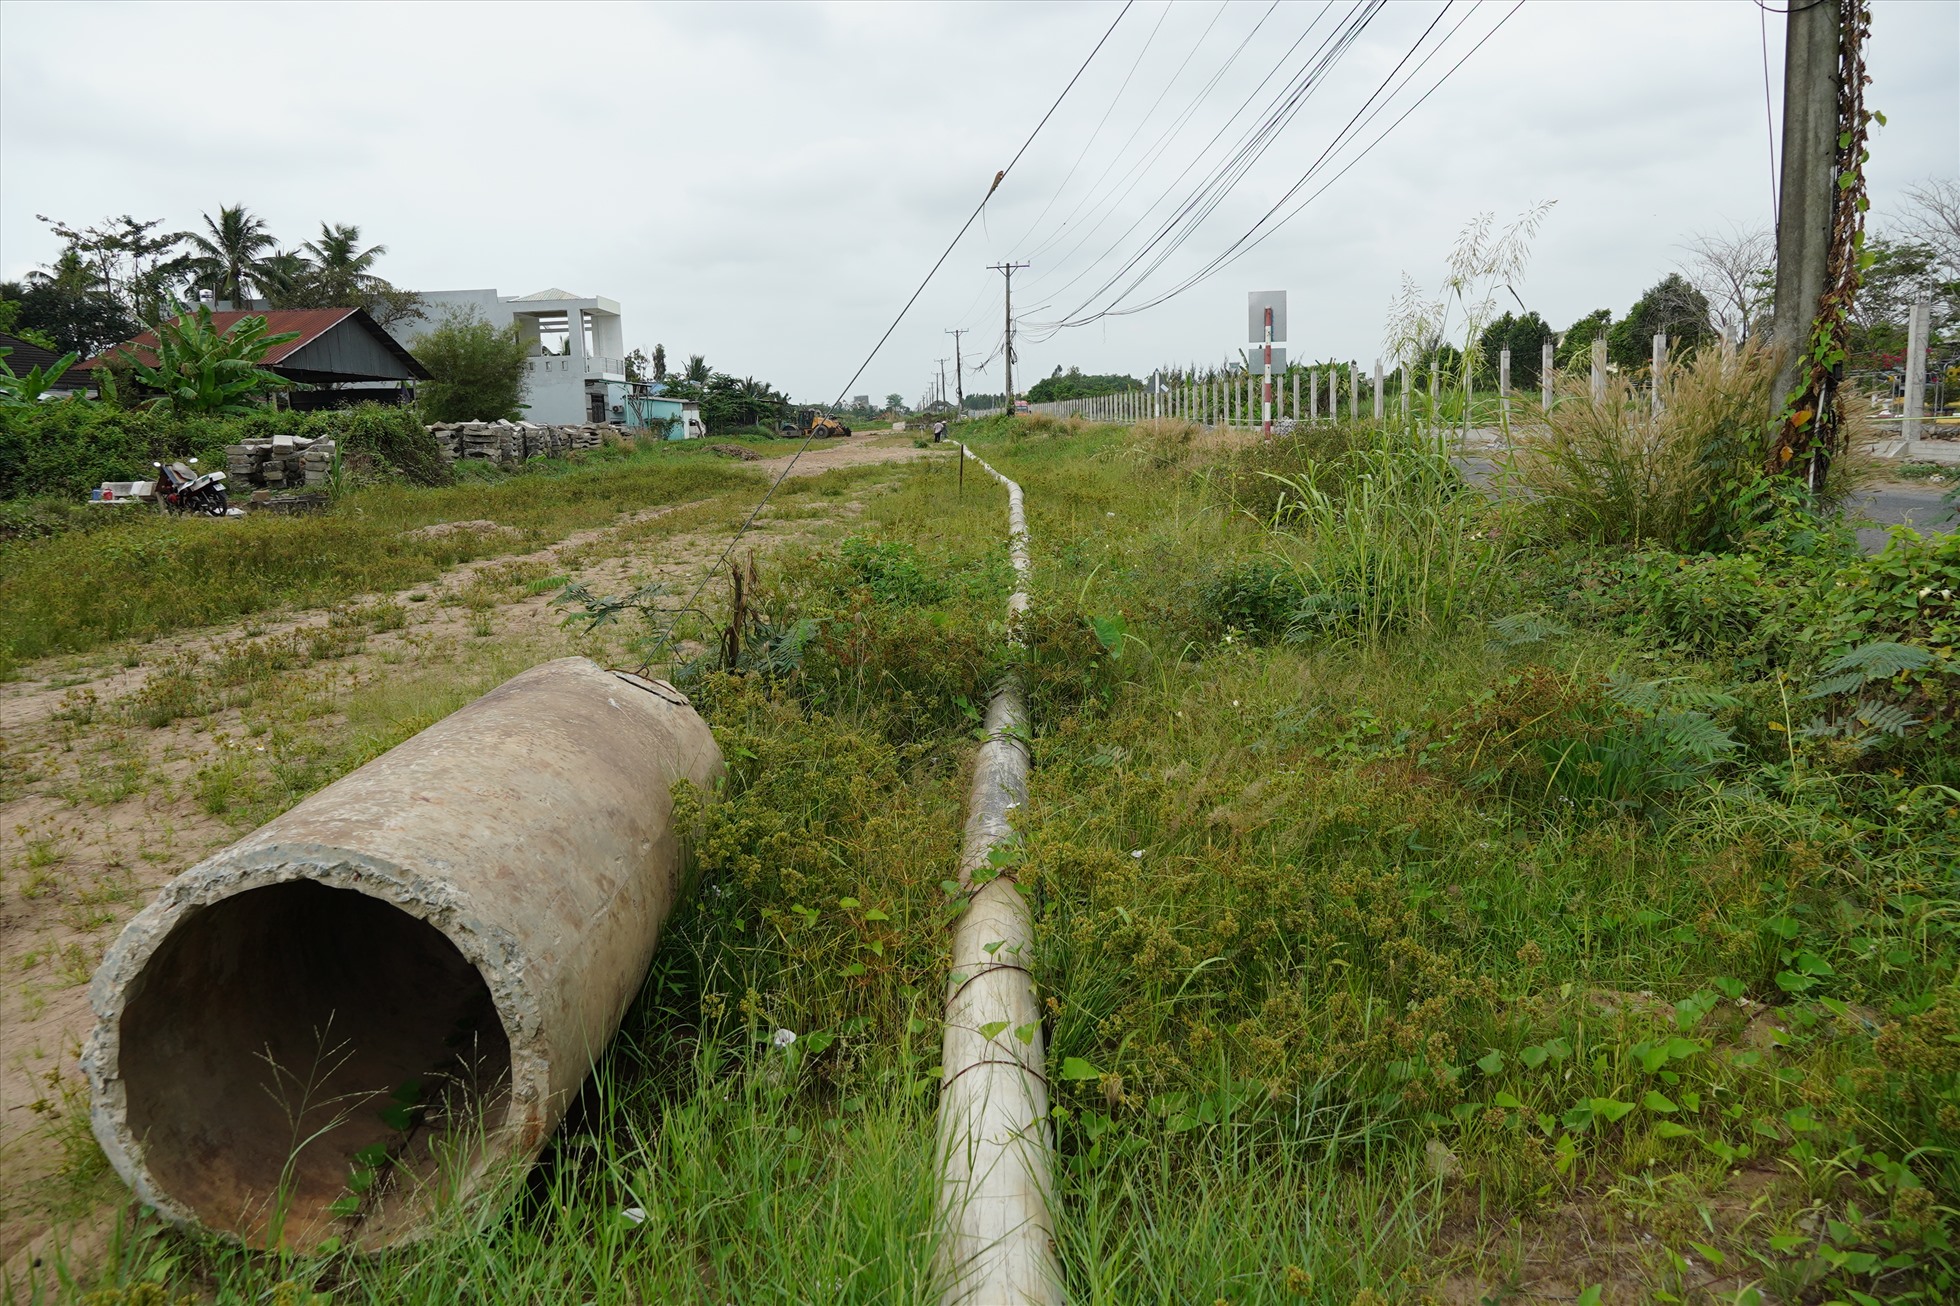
[0,442,761,673]
[16,416,1959,1303]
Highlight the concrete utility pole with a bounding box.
[946,328,967,415]
[1768,0,1842,420]
[935,357,951,411]
[990,263,1030,412]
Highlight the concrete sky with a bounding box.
[2,1,1954,404]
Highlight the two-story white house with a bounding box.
[399,287,632,426]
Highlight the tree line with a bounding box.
[0,206,422,359]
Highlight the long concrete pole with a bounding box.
[938,447,1058,1306]
[1768,0,1842,419]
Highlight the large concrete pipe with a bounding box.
[82,657,721,1250]
[937,447,1061,1305]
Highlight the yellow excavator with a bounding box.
[785,408,852,439]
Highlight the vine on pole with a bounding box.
[1769,0,1880,491]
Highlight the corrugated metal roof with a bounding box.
[76,308,431,381]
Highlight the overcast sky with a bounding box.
[2,1,1954,403]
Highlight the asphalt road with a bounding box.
[1849,483,1956,551]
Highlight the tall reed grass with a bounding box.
[1508,341,1868,552]
[1264,428,1504,644]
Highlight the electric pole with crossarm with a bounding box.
[990,262,1029,412]
[945,327,967,416]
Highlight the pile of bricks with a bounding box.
[224,434,337,490]
[426,421,619,466]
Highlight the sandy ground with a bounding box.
[0,431,933,1287]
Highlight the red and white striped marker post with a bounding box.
[1262,307,1274,439]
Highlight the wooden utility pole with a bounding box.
[946,328,967,416]
[990,263,1029,412]
[1768,0,1843,420]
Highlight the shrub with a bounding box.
[409,310,530,423]
[1203,418,1398,523]
[0,402,447,500]
[1511,341,1868,552]
[1266,429,1502,643]
[303,405,447,487]
[1195,555,1306,641]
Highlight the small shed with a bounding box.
[0,331,67,375]
[75,308,431,404]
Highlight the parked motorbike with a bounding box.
[152,457,230,516]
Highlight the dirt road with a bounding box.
[0,430,934,1283]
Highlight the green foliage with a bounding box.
[410,310,530,423]
[1476,309,1553,389]
[0,275,138,357]
[656,372,791,433]
[1606,273,1713,372]
[0,298,61,350]
[0,400,444,503]
[121,303,298,416]
[1027,366,1143,404]
[1555,308,1612,369]
[837,535,951,606]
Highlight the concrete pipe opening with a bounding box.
[86,657,723,1251]
[116,880,511,1249]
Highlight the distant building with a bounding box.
[400,288,640,427]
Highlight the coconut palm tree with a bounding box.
[683,353,710,383]
[182,204,280,307]
[299,222,388,305]
[25,249,98,296]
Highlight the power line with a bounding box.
[634,1,1135,672]
[1010,0,1178,260]
[1034,0,1520,335]
[1016,1,1307,298]
[1025,0,1393,335]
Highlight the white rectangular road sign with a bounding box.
[1248,290,1288,343]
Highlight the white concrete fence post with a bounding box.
[1500,347,1511,426]
[1590,337,1606,405]
[1541,337,1554,410]
[1902,299,1929,458]
[1652,332,1666,417]
[1373,359,1384,420]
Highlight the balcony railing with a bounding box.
[528,356,626,376]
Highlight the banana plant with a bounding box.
[122,302,299,415]
[0,346,81,407]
